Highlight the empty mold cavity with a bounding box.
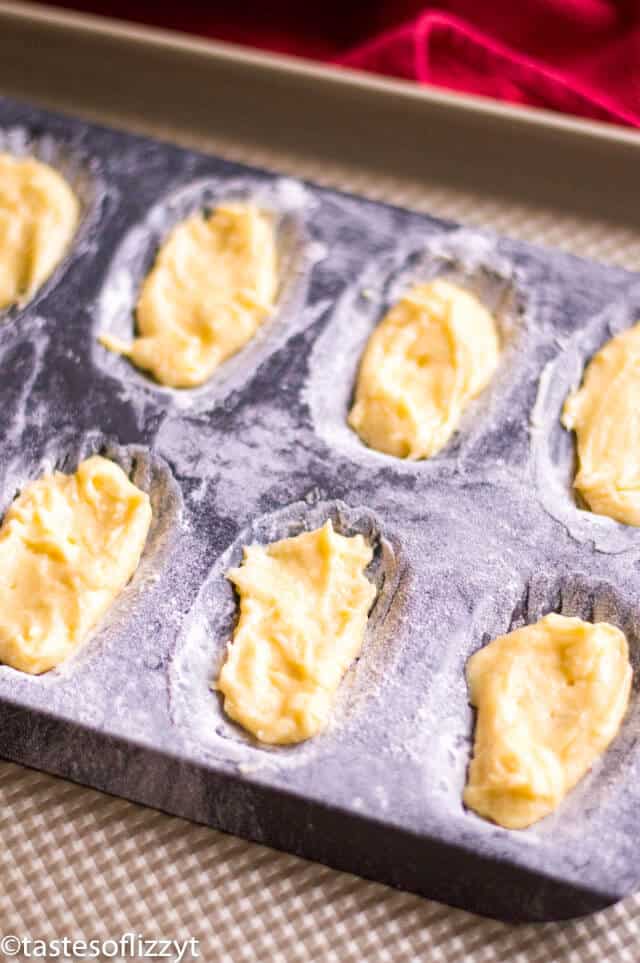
[0,125,108,320]
[0,431,182,686]
[457,573,640,839]
[168,498,404,769]
[93,175,321,411]
[531,284,640,554]
[305,227,527,476]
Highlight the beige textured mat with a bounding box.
[1,761,639,961]
[1,105,639,963]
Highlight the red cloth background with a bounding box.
[51,1,640,127]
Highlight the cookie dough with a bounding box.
[562,323,640,525]
[0,455,151,674]
[0,153,79,310]
[348,279,500,459]
[100,203,278,388]
[464,613,631,830]
[215,520,377,744]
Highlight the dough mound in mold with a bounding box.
[168,500,403,766]
[562,321,640,527]
[100,203,278,389]
[462,573,640,834]
[94,176,317,408]
[0,454,151,675]
[531,288,640,554]
[464,612,631,830]
[0,153,79,310]
[348,279,500,461]
[307,230,523,474]
[0,125,104,319]
[216,519,377,746]
[0,433,182,681]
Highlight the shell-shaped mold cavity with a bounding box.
[531,285,640,555]
[168,498,404,769]
[93,175,321,411]
[0,125,108,321]
[305,227,526,477]
[0,431,183,686]
[454,574,640,838]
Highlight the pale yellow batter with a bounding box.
[562,323,640,525]
[464,613,631,830]
[215,520,377,745]
[348,279,500,459]
[100,203,278,388]
[0,455,151,674]
[0,153,80,310]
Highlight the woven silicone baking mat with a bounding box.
[1,3,640,957]
[1,759,639,961]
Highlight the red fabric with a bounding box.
[51,1,640,127]
[339,2,640,127]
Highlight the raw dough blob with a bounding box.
[464,613,631,830]
[215,520,377,745]
[0,153,80,310]
[0,455,151,674]
[100,203,278,388]
[348,279,500,459]
[562,322,640,525]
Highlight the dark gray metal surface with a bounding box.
[0,95,639,921]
